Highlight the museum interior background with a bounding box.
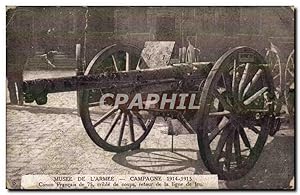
[6,6,294,70]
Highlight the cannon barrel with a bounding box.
[23,63,212,104]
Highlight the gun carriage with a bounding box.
[23,43,279,180]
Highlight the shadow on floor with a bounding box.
[112,134,294,190]
[112,148,207,175]
[224,135,295,190]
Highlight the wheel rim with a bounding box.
[197,47,275,180]
[79,44,155,152]
[285,50,295,118]
[265,47,284,115]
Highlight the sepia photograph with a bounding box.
[6,6,295,190]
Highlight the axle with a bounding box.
[23,62,212,105]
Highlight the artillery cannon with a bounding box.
[23,43,279,180]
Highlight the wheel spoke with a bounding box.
[233,130,242,166]
[225,130,234,170]
[238,127,251,149]
[236,117,260,134]
[177,114,196,134]
[214,126,231,160]
[246,124,260,134]
[209,110,230,116]
[243,69,263,98]
[212,90,233,111]
[232,59,238,99]
[118,113,127,146]
[238,63,250,100]
[133,111,148,131]
[209,117,230,143]
[243,87,268,105]
[222,74,232,92]
[111,55,119,72]
[93,107,118,128]
[104,110,122,141]
[127,112,135,142]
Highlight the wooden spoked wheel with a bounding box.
[197,47,276,180]
[79,44,156,153]
[284,49,295,119]
[265,48,284,115]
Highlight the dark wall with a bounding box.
[88,7,295,62]
[7,8,33,66]
[12,6,294,62]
